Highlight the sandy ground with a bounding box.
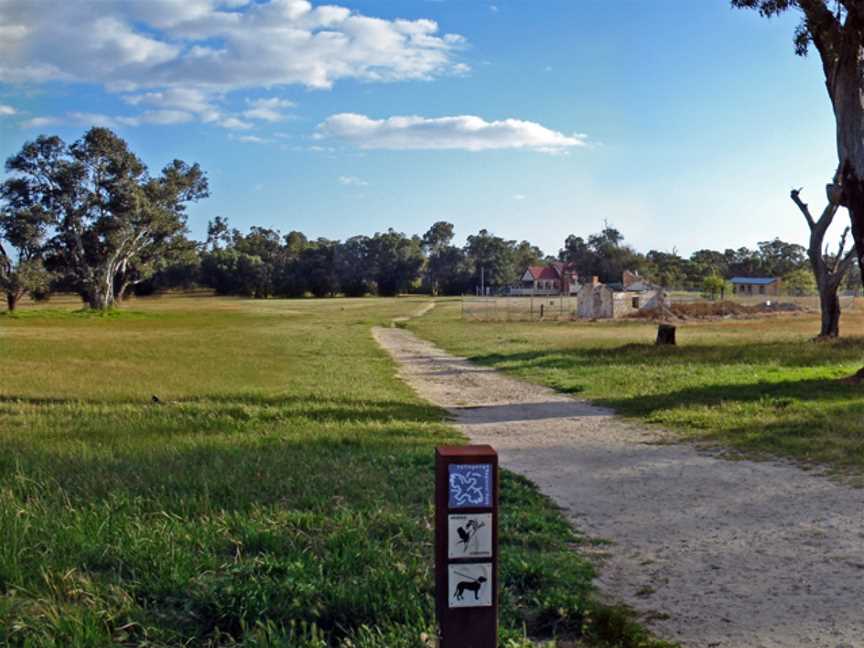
[372,325,864,648]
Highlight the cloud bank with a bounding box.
[317,113,587,153]
[0,1,465,90]
[0,0,466,129]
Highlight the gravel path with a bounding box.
[372,326,864,648]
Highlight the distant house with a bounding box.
[622,270,653,292]
[730,276,782,296]
[576,272,666,319]
[513,262,579,295]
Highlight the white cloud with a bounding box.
[0,1,466,93]
[513,194,526,200]
[317,113,588,153]
[229,134,271,144]
[338,175,368,186]
[0,104,16,116]
[219,116,253,130]
[243,97,295,122]
[123,88,218,120]
[20,116,61,128]
[0,2,466,132]
[137,109,196,125]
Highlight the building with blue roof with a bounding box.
[730,276,782,296]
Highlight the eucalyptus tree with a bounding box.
[2,128,208,310]
[732,1,864,275]
[0,203,51,311]
[790,171,856,336]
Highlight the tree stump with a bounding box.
[656,323,676,346]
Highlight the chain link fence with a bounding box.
[461,292,860,322]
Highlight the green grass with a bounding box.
[0,295,671,647]
[409,301,864,473]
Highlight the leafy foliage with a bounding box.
[1,128,207,310]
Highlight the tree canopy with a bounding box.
[2,128,208,309]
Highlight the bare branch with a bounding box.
[791,187,816,228]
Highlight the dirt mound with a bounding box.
[634,300,805,320]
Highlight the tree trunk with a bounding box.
[818,284,841,338]
[846,177,864,275]
[833,52,864,283]
[6,292,16,312]
[117,281,133,302]
[86,276,115,310]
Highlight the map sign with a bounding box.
[448,463,492,509]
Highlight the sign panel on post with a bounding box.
[447,513,492,559]
[435,445,498,648]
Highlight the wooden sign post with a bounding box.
[435,445,499,648]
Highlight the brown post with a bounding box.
[435,445,499,648]
[656,323,677,346]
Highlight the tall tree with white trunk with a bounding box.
[1,128,208,310]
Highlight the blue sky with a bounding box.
[0,0,840,257]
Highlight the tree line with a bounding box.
[0,127,844,311]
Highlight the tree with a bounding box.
[756,238,807,276]
[206,216,231,251]
[335,235,373,297]
[422,221,455,255]
[732,2,864,279]
[512,240,544,279]
[0,198,52,311]
[428,245,472,295]
[689,249,729,284]
[464,229,517,291]
[1,128,208,310]
[367,230,424,296]
[423,221,456,295]
[645,250,688,289]
[702,273,731,300]
[300,239,339,297]
[790,177,856,336]
[200,248,267,297]
[560,226,645,284]
[783,267,819,295]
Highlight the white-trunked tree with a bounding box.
[1,128,208,310]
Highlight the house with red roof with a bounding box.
[513,262,580,295]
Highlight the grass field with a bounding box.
[0,295,670,648]
[409,300,864,475]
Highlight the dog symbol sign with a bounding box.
[448,563,492,608]
[448,464,492,508]
[448,513,492,559]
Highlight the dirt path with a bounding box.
[372,326,864,648]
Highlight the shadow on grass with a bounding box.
[469,338,864,371]
[594,377,864,418]
[0,393,446,425]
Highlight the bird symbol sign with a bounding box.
[448,513,492,559]
[448,563,492,608]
